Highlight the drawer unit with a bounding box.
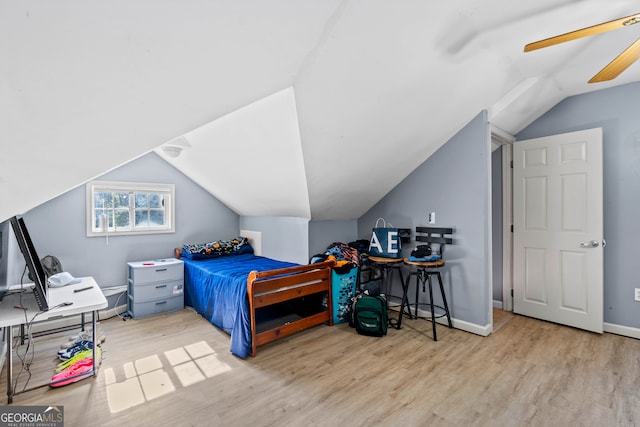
[128,278,183,301]
[128,259,183,284]
[127,258,184,319]
[128,294,184,319]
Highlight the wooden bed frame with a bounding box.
[247,259,335,356]
[175,248,335,357]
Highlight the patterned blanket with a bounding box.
[182,237,253,260]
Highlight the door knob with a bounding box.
[579,240,600,248]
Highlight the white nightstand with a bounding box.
[127,258,184,319]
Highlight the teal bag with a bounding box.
[369,218,401,258]
[354,295,388,336]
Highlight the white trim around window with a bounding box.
[86,181,175,237]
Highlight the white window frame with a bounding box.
[86,181,175,237]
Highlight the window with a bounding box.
[86,181,175,237]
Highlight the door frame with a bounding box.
[491,125,514,312]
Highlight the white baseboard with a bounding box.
[422,309,491,336]
[98,303,128,321]
[449,316,492,337]
[493,300,503,309]
[390,306,492,337]
[394,316,640,340]
[393,300,640,340]
[604,322,640,340]
[102,286,127,297]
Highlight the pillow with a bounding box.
[182,237,253,260]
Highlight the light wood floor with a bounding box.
[2,308,639,426]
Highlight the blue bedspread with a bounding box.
[183,254,298,358]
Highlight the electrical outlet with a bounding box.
[428,212,436,224]
[635,288,640,302]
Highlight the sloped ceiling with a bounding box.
[3,0,640,222]
[160,87,311,218]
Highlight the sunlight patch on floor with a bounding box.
[184,341,215,359]
[105,341,231,414]
[195,354,232,378]
[173,361,206,387]
[104,376,145,413]
[165,347,191,365]
[139,369,175,400]
[135,355,163,375]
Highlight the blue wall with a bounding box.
[9,153,239,288]
[358,111,492,330]
[308,220,358,257]
[517,81,640,329]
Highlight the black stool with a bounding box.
[366,255,411,329]
[401,227,454,341]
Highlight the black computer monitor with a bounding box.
[9,216,49,311]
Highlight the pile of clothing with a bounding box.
[50,330,105,387]
[408,244,441,262]
[325,242,360,265]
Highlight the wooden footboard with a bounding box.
[247,260,335,357]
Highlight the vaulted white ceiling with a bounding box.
[2,0,640,222]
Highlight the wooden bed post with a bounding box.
[247,270,259,357]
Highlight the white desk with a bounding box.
[0,277,107,403]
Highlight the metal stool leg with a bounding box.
[379,264,392,296]
[414,270,421,319]
[398,277,409,326]
[436,271,452,328]
[427,273,437,341]
[408,268,451,341]
[382,264,410,330]
[393,266,410,328]
[402,271,417,321]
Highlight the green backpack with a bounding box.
[353,295,388,336]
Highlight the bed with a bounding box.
[177,239,335,358]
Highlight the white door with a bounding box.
[513,128,603,333]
